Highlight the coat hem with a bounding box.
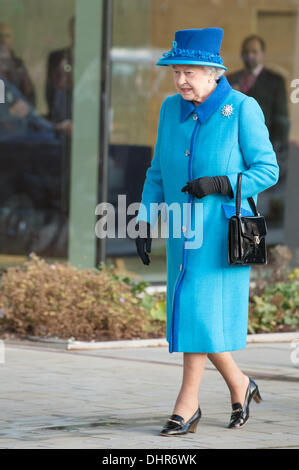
[166,342,247,353]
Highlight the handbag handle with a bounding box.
[235,172,259,217]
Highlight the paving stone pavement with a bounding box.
[0,340,299,449]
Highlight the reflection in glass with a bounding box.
[0,3,75,261]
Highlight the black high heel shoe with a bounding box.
[228,376,262,429]
[159,406,201,436]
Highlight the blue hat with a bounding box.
[156,27,227,70]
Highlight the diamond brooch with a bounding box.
[221,104,234,118]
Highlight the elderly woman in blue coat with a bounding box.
[135,28,279,436]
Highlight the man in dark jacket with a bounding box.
[45,16,74,128]
[227,35,290,183]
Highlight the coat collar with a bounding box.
[180,74,232,123]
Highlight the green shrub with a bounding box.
[248,270,299,333]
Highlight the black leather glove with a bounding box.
[181,176,233,199]
[135,220,152,265]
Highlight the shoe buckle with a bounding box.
[168,418,183,425]
[231,407,242,415]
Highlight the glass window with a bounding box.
[0,0,74,266]
[106,0,166,283]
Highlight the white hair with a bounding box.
[203,65,225,80]
[170,64,226,81]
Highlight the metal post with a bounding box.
[68,0,104,268]
[96,0,113,266]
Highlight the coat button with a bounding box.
[182,226,186,233]
[193,113,198,120]
[185,149,190,157]
[179,263,183,271]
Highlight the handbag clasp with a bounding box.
[253,235,260,245]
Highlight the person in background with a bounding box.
[227,35,290,182]
[0,74,68,139]
[0,22,36,107]
[45,16,74,134]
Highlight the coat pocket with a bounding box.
[221,203,253,219]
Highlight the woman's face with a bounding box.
[171,64,216,104]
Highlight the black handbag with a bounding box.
[228,172,267,265]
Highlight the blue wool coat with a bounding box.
[136,75,279,354]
